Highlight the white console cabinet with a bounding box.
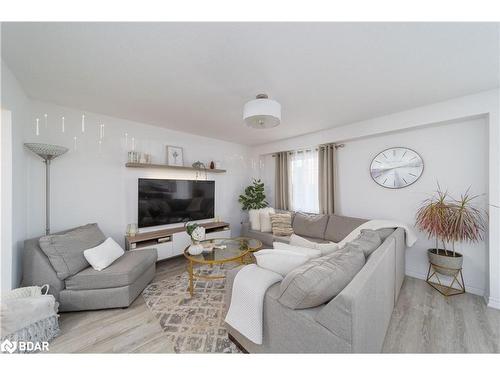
[125,222,231,262]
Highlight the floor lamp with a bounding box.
[24,143,69,235]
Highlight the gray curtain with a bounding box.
[318,144,336,214]
[275,151,290,210]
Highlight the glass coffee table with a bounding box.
[183,237,262,297]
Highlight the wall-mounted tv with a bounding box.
[138,178,215,228]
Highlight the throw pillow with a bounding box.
[259,207,276,233]
[270,213,294,236]
[273,241,322,258]
[292,212,329,239]
[350,229,382,258]
[289,233,339,255]
[278,244,365,309]
[254,249,310,277]
[249,209,261,231]
[84,237,125,271]
[38,223,106,280]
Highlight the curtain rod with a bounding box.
[271,143,345,156]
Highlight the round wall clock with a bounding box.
[370,147,424,189]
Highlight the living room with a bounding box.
[1,2,499,371]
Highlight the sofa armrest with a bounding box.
[223,265,245,317]
[315,237,396,353]
[22,238,65,301]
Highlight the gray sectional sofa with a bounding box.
[228,213,406,353]
[22,224,157,312]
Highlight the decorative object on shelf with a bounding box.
[243,93,281,129]
[128,151,141,163]
[140,153,152,164]
[415,184,486,296]
[166,145,184,166]
[210,161,215,169]
[24,143,69,235]
[370,147,424,189]
[215,160,222,169]
[192,161,208,180]
[126,223,138,237]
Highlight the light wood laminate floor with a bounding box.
[48,256,500,353]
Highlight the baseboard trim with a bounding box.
[405,269,485,297]
[487,297,500,310]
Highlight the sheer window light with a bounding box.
[289,149,319,213]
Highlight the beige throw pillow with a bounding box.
[270,213,294,236]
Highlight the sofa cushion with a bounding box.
[324,215,367,242]
[350,229,382,258]
[38,223,106,280]
[289,233,339,255]
[270,213,294,236]
[375,228,396,242]
[259,208,275,233]
[278,244,365,309]
[273,242,322,258]
[65,249,157,290]
[292,213,329,239]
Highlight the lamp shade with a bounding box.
[24,143,68,160]
[243,94,281,129]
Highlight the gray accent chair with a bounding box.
[228,213,407,353]
[22,224,157,312]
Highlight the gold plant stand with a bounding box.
[426,263,465,296]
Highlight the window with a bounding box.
[288,149,319,213]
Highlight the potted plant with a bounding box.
[416,185,486,278]
[238,179,269,226]
[185,223,206,255]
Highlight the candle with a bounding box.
[81,115,85,133]
[35,118,40,136]
[61,117,65,133]
[99,124,105,139]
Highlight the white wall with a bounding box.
[1,61,30,289]
[255,90,499,305]
[25,100,252,250]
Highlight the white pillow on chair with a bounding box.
[289,234,339,256]
[84,237,124,271]
[254,249,310,277]
[273,241,322,258]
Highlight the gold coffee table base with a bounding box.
[184,237,262,297]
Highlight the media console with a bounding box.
[125,221,231,261]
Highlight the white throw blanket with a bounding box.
[339,219,418,247]
[224,264,283,345]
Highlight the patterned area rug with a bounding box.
[142,264,241,353]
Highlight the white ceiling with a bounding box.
[2,22,499,146]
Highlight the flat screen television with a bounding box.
[138,178,215,228]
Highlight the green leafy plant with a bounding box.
[238,179,268,210]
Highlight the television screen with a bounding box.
[138,178,215,228]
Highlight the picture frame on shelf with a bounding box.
[166,145,184,166]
